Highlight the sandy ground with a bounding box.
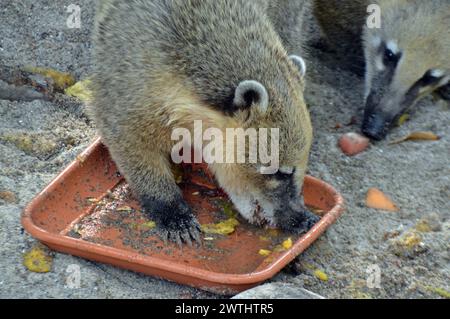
[0,1,448,299]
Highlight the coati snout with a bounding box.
[211,162,319,233]
[361,0,450,140]
[92,0,315,245]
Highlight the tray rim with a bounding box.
[22,137,345,287]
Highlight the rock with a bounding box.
[232,283,325,299]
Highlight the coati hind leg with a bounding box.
[105,138,201,246]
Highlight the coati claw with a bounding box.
[172,232,183,248]
[191,226,202,246]
[162,223,202,248]
[159,230,169,245]
[180,232,193,247]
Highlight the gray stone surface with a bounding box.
[233,283,324,299]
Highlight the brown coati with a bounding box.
[92,0,317,245]
[313,0,450,140]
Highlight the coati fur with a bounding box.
[313,0,450,140]
[92,0,317,244]
[313,0,368,74]
[264,0,312,57]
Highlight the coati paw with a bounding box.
[279,210,321,234]
[141,196,202,247]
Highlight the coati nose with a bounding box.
[362,113,388,141]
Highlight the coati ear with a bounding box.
[434,74,450,101]
[289,55,306,77]
[233,80,269,113]
[417,70,450,97]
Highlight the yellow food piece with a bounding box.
[267,228,279,237]
[314,269,329,282]
[397,114,410,126]
[273,245,286,253]
[65,79,93,102]
[23,245,52,273]
[86,197,100,203]
[282,237,293,249]
[427,286,450,299]
[399,231,422,249]
[219,201,238,218]
[415,220,432,233]
[258,249,272,257]
[141,221,156,229]
[351,291,372,299]
[201,218,239,235]
[25,66,75,91]
[117,206,132,212]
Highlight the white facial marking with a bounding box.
[371,36,382,48]
[430,69,445,78]
[279,166,294,174]
[386,40,399,54]
[375,55,385,71]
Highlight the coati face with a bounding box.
[210,55,318,232]
[361,2,450,140]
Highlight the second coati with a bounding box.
[265,0,312,58]
[314,0,450,140]
[92,0,317,244]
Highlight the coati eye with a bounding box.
[383,48,397,64]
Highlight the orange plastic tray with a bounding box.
[22,138,344,295]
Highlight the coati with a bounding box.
[314,0,450,140]
[265,0,312,57]
[313,0,368,72]
[92,0,317,245]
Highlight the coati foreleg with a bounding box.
[104,136,201,246]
